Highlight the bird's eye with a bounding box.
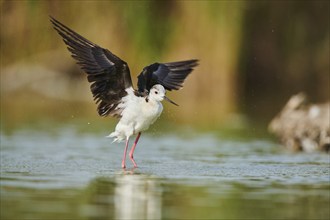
[155,91,158,94]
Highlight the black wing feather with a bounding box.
[137,59,198,93]
[50,16,132,117]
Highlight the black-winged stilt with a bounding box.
[50,17,198,168]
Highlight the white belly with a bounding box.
[109,95,163,142]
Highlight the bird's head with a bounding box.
[149,84,178,106]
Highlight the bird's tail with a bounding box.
[106,131,124,143]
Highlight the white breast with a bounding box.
[138,99,163,131]
[109,88,163,142]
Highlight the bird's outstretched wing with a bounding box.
[50,16,132,117]
[137,60,198,93]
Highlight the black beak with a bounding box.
[164,96,179,106]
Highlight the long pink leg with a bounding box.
[129,132,141,168]
[121,137,130,169]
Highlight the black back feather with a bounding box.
[137,60,198,93]
[50,16,132,117]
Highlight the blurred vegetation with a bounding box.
[239,1,329,120]
[1,1,329,131]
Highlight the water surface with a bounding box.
[1,128,329,219]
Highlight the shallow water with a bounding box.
[1,128,329,219]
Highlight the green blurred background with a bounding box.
[1,0,329,132]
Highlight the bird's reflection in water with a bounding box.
[114,169,162,220]
[84,169,162,219]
